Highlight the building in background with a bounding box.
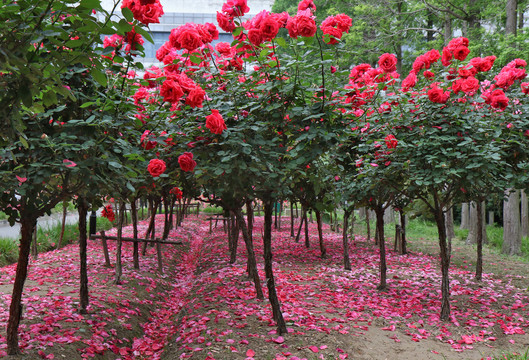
[100,0,274,65]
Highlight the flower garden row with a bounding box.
[3,0,529,355]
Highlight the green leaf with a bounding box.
[126,181,135,192]
[189,55,202,65]
[275,37,287,47]
[19,136,29,149]
[91,69,107,86]
[121,6,134,22]
[80,102,94,108]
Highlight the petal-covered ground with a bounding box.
[0,214,528,359]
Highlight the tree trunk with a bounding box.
[304,207,309,248]
[460,202,470,229]
[163,194,171,240]
[506,0,518,36]
[229,212,239,264]
[343,210,351,270]
[263,200,287,335]
[521,190,528,238]
[246,200,254,241]
[78,198,89,313]
[315,210,326,258]
[445,207,455,241]
[374,206,387,291]
[235,209,264,300]
[383,206,395,224]
[434,205,451,321]
[503,189,522,256]
[131,199,139,270]
[444,12,452,45]
[295,210,304,243]
[57,200,68,249]
[115,201,125,285]
[399,210,407,254]
[143,198,158,255]
[366,209,371,241]
[6,216,36,355]
[476,200,484,281]
[467,201,488,245]
[290,201,295,237]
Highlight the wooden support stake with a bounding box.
[100,231,111,267]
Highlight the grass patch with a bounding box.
[0,215,116,267]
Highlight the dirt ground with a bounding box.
[1,215,529,359]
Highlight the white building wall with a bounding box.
[100,0,274,64]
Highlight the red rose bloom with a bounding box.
[428,85,450,103]
[217,11,235,32]
[489,89,509,110]
[170,187,183,200]
[402,72,417,90]
[385,134,398,149]
[461,77,479,93]
[248,28,263,46]
[178,152,197,172]
[185,86,206,108]
[160,79,184,103]
[287,12,316,39]
[260,16,281,41]
[206,109,227,134]
[521,82,529,95]
[297,0,316,12]
[178,26,203,51]
[453,46,470,61]
[148,158,166,177]
[101,205,115,223]
[141,130,157,150]
[134,0,164,25]
[378,53,397,73]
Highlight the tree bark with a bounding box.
[304,207,309,248]
[290,201,295,237]
[235,209,264,300]
[434,205,451,321]
[460,202,470,229]
[229,212,239,264]
[131,199,139,269]
[57,200,68,249]
[6,216,36,355]
[246,200,254,241]
[315,210,326,258]
[263,200,287,335]
[115,201,125,284]
[78,198,89,313]
[343,209,352,270]
[506,0,518,36]
[503,189,522,256]
[366,209,371,241]
[399,210,407,254]
[445,207,455,241]
[374,205,387,291]
[521,190,528,238]
[466,201,488,245]
[476,200,484,281]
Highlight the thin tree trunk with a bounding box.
[374,206,387,291]
[295,210,304,243]
[399,210,407,254]
[304,207,309,248]
[366,210,371,241]
[246,200,254,241]
[78,198,89,313]
[290,201,295,237]
[445,207,455,241]
[6,216,36,355]
[502,189,521,256]
[460,203,470,230]
[434,205,451,321]
[31,224,38,259]
[229,212,239,264]
[115,201,125,285]
[131,199,139,270]
[506,0,518,36]
[235,209,264,300]
[263,200,287,335]
[521,190,528,238]
[476,200,484,281]
[343,209,351,270]
[315,210,326,258]
[163,194,171,240]
[57,200,68,249]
